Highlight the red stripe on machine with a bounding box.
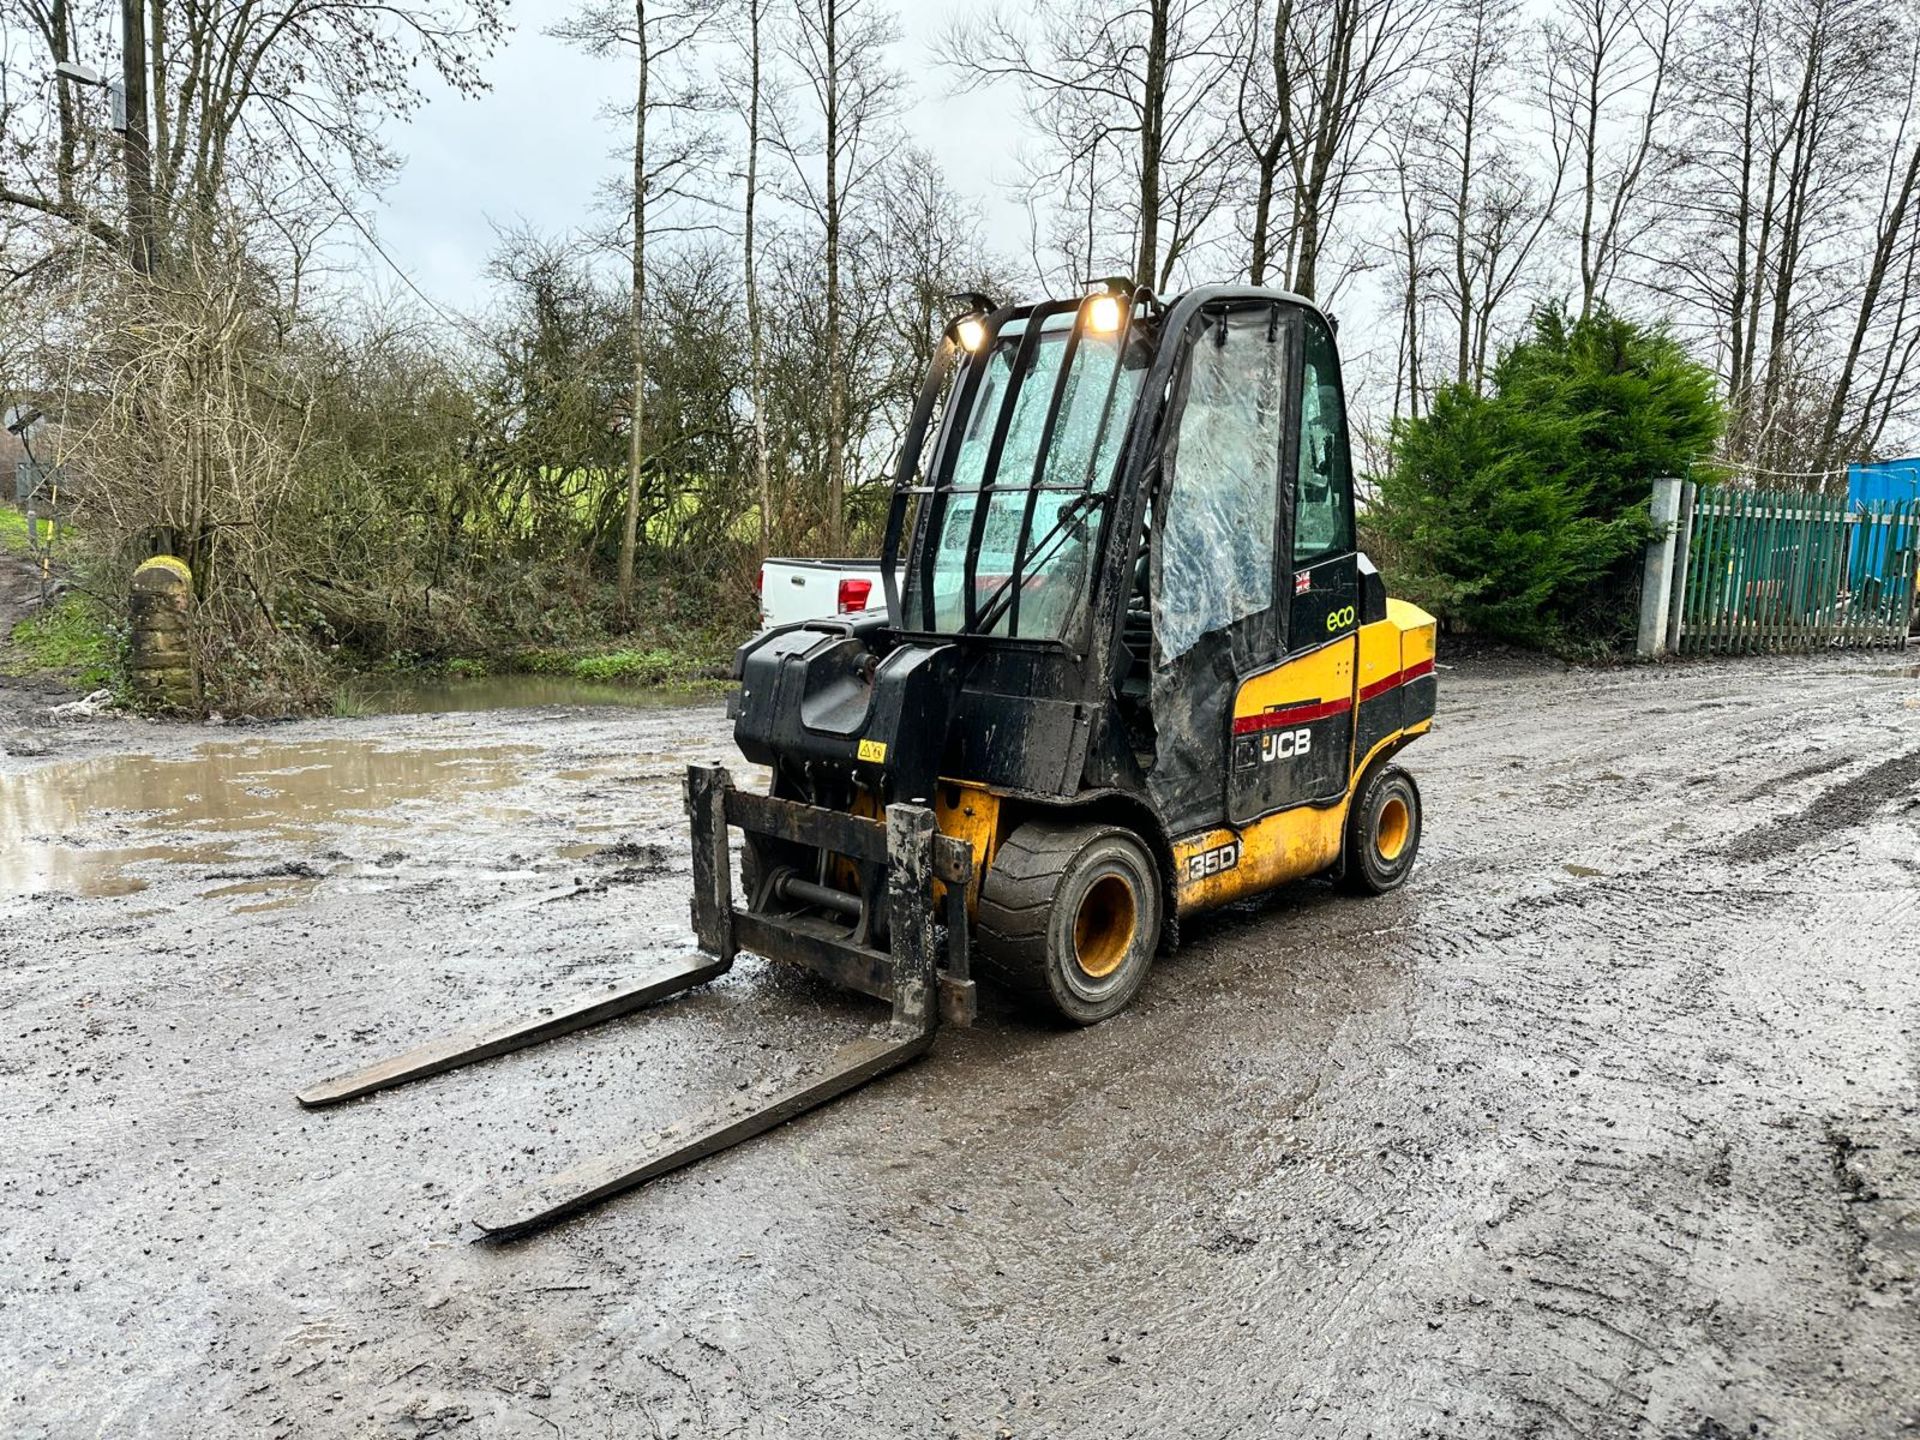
[1234,658,1435,736]
[1359,657,1436,703]
[1232,696,1353,735]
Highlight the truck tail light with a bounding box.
[837,578,873,614]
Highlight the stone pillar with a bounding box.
[129,556,197,712]
[1636,478,1684,659]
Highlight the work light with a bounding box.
[1086,294,1123,334]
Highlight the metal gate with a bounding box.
[1671,485,1920,654]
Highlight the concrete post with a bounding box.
[1637,478,1684,659]
[129,555,196,711]
[1665,480,1696,655]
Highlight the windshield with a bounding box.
[906,317,1148,639]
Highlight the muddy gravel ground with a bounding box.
[3,653,1918,1439]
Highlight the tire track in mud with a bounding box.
[1256,660,1919,1436]
[1716,748,1920,863]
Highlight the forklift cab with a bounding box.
[863,286,1428,836]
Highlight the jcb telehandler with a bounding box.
[298,282,1437,1239]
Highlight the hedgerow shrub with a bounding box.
[1373,303,1722,654]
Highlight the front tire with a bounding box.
[976,821,1162,1025]
[1343,763,1422,894]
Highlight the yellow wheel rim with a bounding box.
[1377,795,1411,862]
[1073,874,1137,979]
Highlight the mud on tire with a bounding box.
[976,821,1163,1026]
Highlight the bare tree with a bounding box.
[1231,0,1436,298]
[1543,0,1688,317]
[1816,11,1920,465]
[939,0,1238,292]
[0,0,504,264]
[554,0,724,612]
[1413,0,1567,390]
[875,146,1007,399]
[1654,0,1902,468]
[1383,118,1436,418]
[729,0,776,551]
[770,0,901,551]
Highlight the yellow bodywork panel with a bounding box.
[1173,803,1349,912]
[1391,598,1438,668]
[934,781,1004,915]
[1232,637,1354,720]
[1358,615,1403,703]
[1175,599,1438,915]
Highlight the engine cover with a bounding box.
[731,622,961,804]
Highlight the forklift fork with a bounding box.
[295,763,974,1241]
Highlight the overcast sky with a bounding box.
[373,1,1028,313]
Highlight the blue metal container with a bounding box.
[1848,457,1920,506]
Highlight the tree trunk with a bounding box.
[149,0,169,244]
[121,0,156,273]
[1577,36,1601,317]
[1759,27,1822,444]
[824,0,846,552]
[1135,0,1168,288]
[1453,72,1476,387]
[619,0,649,614]
[1246,0,1286,286]
[1396,154,1422,420]
[1726,6,1761,411]
[745,0,773,553]
[1249,146,1278,285]
[1819,132,1920,466]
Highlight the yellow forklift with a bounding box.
[298,282,1437,1239]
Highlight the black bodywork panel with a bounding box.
[732,619,963,806]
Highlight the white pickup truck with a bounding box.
[758,556,885,629]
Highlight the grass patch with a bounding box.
[500,646,576,676]
[572,647,700,686]
[5,594,117,687]
[0,506,27,555]
[330,684,376,717]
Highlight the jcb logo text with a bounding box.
[1259,728,1313,762]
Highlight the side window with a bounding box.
[1156,309,1287,662]
[1293,315,1354,564]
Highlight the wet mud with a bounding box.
[2,654,1918,1437]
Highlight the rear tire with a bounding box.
[976,821,1162,1026]
[1343,763,1422,894]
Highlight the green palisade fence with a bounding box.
[1677,487,1920,654]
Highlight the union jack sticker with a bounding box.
[1294,571,1312,595]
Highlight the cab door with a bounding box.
[1146,300,1292,837]
[1285,315,1360,654]
[1225,310,1360,825]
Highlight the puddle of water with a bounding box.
[198,876,322,902]
[343,673,721,715]
[0,739,539,898]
